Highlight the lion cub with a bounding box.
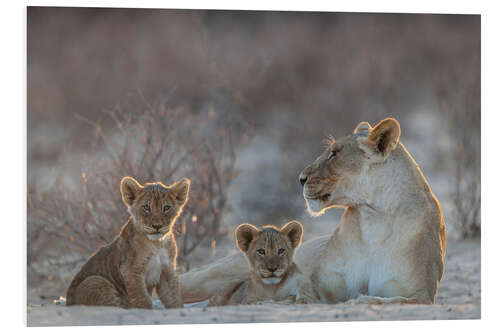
[210,221,306,306]
[66,176,190,309]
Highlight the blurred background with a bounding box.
[27,7,480,296]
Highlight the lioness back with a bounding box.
[66,176,190,309]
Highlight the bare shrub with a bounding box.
[441,73,481,239]
[28,93,242,276]
[28,10,480,226]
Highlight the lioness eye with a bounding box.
[328,150,337,160]
[257,249,265,255]
[163,205,171,213]
[143,204,151,212]
[278,248,285,255]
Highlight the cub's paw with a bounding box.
[295,297,309,304]
[276,295,297,305]
[53,296,66,306]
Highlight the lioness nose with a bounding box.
[299,175,307,186]
[152,224,162,230]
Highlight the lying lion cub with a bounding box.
[209,221,307,305]
[66,176,190,309]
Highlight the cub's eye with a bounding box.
[163,205,171,213]
[143,204,151,213]
[327,150,337,160]
[278,248,286,255]
[257,249,266,256]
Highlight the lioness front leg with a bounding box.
[295,273,318,304]
[157,266,182,309]
[124,272,153,309]
[347,280,421,305]
[311,266,348,304]
[346,295,417,305]
[378,280,433,304]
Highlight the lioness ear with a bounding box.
[171,178,190,206]
[353,121,372,135]
[362,118,401,157]
[281,220,303,249]
[120,176,142,207]
[235,223,260,253]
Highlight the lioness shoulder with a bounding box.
[66,176,190,309]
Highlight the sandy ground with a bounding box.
[27,239,480,326]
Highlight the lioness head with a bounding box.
[235,221,303,285]
[299,118,401,216]
[120,176,190,240]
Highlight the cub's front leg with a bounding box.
[124,269,153,309]
[156,265,182,309]
[208,280,248,306]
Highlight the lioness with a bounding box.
[209,221,306,305]
[66,176,190,309]
[180,118,446,305]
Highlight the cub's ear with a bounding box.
[171,178,190,206]
[120,176,142,207]
[353,121,372,135]
[235,223,260,253]
[281,220,303,249]
[361,118,401,157]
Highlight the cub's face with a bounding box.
[299,118,401,216]
[235,221,303,285]
[120,176,190,240]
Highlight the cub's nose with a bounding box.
[152,224,162,231]
[267,266,278,273]
[299,175,307,186]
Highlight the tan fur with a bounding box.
[66,176,190,309]
[179,118,446,305]
[297,118,446,304]
[209,222,308,306]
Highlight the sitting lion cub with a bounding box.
[210,221,307,306]
[66,176,190,309]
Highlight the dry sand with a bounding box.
[27,239,480,326]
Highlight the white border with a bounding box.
[3,0,498,332]
[24,0,482,14]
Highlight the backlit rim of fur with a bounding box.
[305,198,327,217]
